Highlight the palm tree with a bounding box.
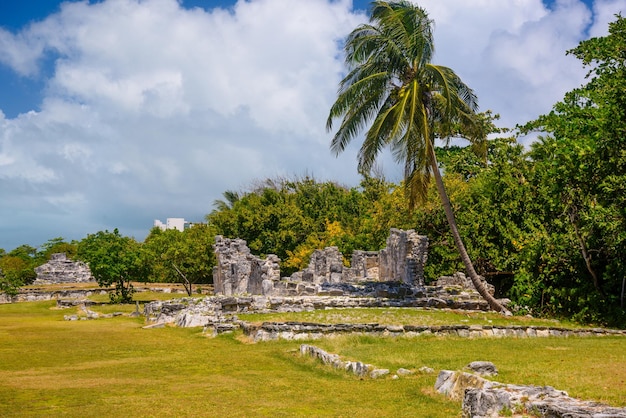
[326,0,508,313]
[212,190,241,212]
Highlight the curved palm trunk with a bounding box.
[428,146,510,314]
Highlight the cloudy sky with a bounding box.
[0,0,624,251]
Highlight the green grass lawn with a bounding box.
[0,300,624,417]
[236,306,584,328]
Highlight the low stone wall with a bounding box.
[300,344,391,378]
[0,285,195,304]
[436,369,626,417]
[143,294,626,342]
[0,289,110,304]
[243,321,626,342]
[143,292,496,329]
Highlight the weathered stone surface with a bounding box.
[379,228,428,286]
[436,271,495,296]
[213,229,431,297]
[350,251,380,280]
[436,369,626,418]
[301,344,377,378]
[1,288,110,304]
[466,361,498,376]
[33,253,94,284]
[397,368,415,376]
[435,370,490,401]
[212,236,280,296]
[301,247,345,284]
[370,369,390,379]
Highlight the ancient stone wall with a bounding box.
[212,229,429,297]
[299,247,345,284]
[350,251,379,280]
[33,253,94,284]
[290,229,429,286]
[379,228,428,286]
[212,236,280,296]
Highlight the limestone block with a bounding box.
[466,361,498,376]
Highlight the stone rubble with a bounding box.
[243,321,626,342]
[435,369,626,418]
[466,361,498,377]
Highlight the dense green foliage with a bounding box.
[207,177,381,274]
[76,229,147,302]
[143,223,215,294]
[515,15,626,325]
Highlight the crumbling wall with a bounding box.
[350,251,379,280]
[379,228,428,286]
[300,247,345,284]
[212,236,279,296]
[213,229,428,297]
[33,253,94,284]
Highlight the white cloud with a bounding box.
[590,0,626,36]
[0,0,624,250]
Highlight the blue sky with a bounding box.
[0,0,624,251]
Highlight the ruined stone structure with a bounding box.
[212,229,429,297]
[379,228,428,285]
[33,253,94,284]
[349,250,379,280]
[436,368,626,417]
[291,246,349,284]
[212,236,280,296]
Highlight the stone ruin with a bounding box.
[213,237,281,296]
[33,253,94,285]
[213,228,428,297]
[436,366,626,417]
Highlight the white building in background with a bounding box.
[154,218,187,232]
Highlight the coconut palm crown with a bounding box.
[326,0,508,313]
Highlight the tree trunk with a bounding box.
[428,146,510,314]
[173,263,192,297]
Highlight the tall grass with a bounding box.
[0,301,624,417]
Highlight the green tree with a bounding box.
[519,15,626,325]
[37,237,78,261]
[0,245,39,290]
[207,176,372,275]
[77,229,148,303]
[326,0,507,312]
[0,262,25,297]
[143,224,215,294]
